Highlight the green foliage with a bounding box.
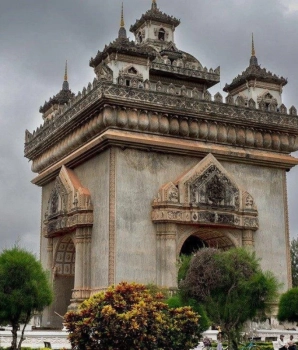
[64,281,201,350]
[166,294,210,333]
[291,239,298,287]
[277,287,298,322]
[177,254,192,283]
[0,246,53,350]
[180,248,279,350]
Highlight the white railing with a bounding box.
[0,329,71,349]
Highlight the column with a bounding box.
[70,227,92,308]
[156,223,178,288]
[242,229,254,249]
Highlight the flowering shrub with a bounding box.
[64,282,201,350]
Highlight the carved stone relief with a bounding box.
[53,235,75,276]
[152,154,258,232]
[95,63,113,82]
[189,166,239,210]
[44,166,93,237]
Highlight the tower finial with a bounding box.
[64,60,68,81]
[249,33,258,66]
[251,33,255,57]
[120,2,125,28]
[62,61,69,90]
[118,2,127,39]
[152,0,157,10]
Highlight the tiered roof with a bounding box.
[89,38,156,68]
[130,0,180,33]
[90,3,156,68]
[39,61,74,114]
[224,36,287,92]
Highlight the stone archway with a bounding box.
[179,235,205,255]
[43,165,93,317]
[177,226,241,256]
[152,153,258,289]
[51,235,75,325]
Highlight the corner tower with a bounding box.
[223,34,288,110]
[39,61,74,121]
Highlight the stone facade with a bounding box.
[25,1,297,328]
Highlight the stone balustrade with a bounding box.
[25,81,298,171]
[151,61,220,82]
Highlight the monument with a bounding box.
[25,1,298,328]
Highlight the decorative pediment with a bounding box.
[95,63,113,82]
[152,154,258,230]
[257,90,274,103]
[119,65,143,79]
[44,166,93,237]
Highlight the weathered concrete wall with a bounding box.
[40,180,55,270]
[115,148,200,284]
[222,161,289,291]
[115,148,289,290]
[73,149,110,289]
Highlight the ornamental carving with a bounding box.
[44,166,93,237]
[95,63,113,82]
[152,153,258,231]
[189,166,239,210]
[24,81,298,175]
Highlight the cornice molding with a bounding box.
[31,130,298,186]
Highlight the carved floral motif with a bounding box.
[152,154,258,230]
[44,166,93,237]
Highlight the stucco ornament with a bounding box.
[44,165,93,237]
[152,153,258,230]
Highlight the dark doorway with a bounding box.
[180,235,205,255]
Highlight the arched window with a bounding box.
[138,31,142,43]
[128,67,138,74]
[158,28,165,41]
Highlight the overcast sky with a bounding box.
[0,0,298,255]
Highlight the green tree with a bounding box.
[166,254,211,334]
[0,247,53,350]
[180,248,279,350]
[291,239,298,287]
[277,287,298,323]
[64,281,201,350]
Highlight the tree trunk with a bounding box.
[11,323,18,350]
[17,322,28,350]
[227,330,239,350]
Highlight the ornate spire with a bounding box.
[251,33,255,57]
[64,60,68,81]
[120,2,125,27]
[152,0,157,11]
[62,60,69,90]
[118,2,127,39]
[249,33,258,66]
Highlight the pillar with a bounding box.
[69,227,92,309]
[242,229,254,249]
[156,223,178,288]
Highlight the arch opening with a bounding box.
[52,235,75,325]
[158,28,165,41]
[178,227,239,257]
[180,235,205,255]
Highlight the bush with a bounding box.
[64,282,202,350]
[278,287,298,322]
